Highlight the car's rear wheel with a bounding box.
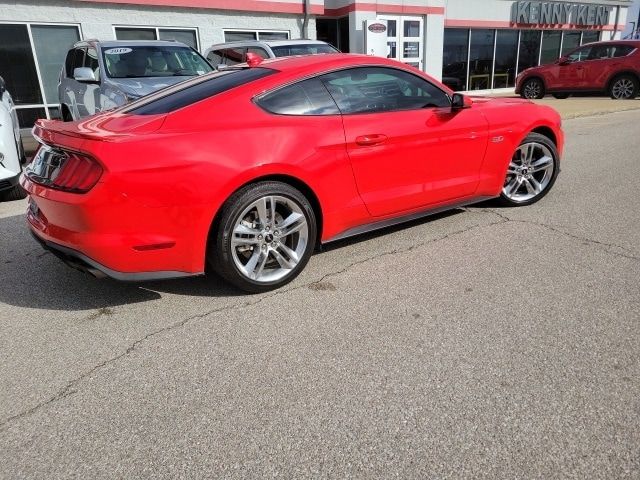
[498,132,559,207]
[210,181,317,293]
[552,93,570,99]
[609,75,638,99]
[521,78,545,99]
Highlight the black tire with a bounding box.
[209,181,317,293]
[520,78,545,99]
[497,132,559,207]
[552,93,570,99]
[609,74,639,99]
[0,184,27,202]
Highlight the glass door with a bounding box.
[378,15,424,70]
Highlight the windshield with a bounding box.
[271,44,339,58]
[102,45,213,78]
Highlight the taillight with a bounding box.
[27,147,103,194]
[51,152,103,193]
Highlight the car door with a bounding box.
[556,45,592,90]
[578,45,617,89]
[320,66,489,217]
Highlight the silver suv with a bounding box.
[59,40,213,121]
[204,39,338,69]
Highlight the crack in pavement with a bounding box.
[463,207,640,262]
[0,217,506,430]
[1,208,636,430]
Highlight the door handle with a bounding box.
[355,134,387,146]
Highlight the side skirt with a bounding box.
[323,195,495,244]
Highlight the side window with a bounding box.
[207,49,224,67]
[85,47,100,81]
[319,67,450,114]
[256,78,339,115]
[247,47,269,59]
[612,45,635,58]
[567,46,591,62]
[67,48,85,77]
[222,47,245,65]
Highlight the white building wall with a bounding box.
[425,13,445,80]
[0,0,316,52]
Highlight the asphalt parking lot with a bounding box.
[1,107,639,478]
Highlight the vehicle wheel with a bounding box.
[552,93,570,99]
[521,78,545,99]
[0,184,27,202]
[609,75,638,99]
[498,132,559,207]
[210,181,317,293]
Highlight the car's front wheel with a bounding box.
[210,181,317,293]
[521,78,545,99]
[609,75,638,99]
[498,132,559,206]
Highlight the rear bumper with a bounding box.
[22,171,210,281]
[30,228,202,282]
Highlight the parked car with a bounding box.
[0,76,26,201]
[24,54,562,292]
[516,40,640,99]
[204,39,338,69]
[59,40,214,121]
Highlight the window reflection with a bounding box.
[469,29,494,90]
[442,28,468,91]
[540,30,562,64]
[518,30,542,73]
[493,30,518,88]
[561,31,581,56]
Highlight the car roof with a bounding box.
[251,52,422,75]
[74,39,190,49]
[207,39,332,50]
[582,39,640,47]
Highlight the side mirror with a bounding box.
[73,67,97,83]
[451,93,473,110]
[558,58,571,66]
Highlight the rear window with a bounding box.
[271,44,339,57]
[128,67,276,115]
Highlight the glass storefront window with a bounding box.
[442,28,469,91]
[468,29,494,90]
[158,29,197,49]
[493,30,518,88]
[518,30,542,73]
[540,30,561,64]
[561,31,581,56]
[258,31,289,41]
[581,31,601,44]
[403,21,420,37]
[31,25,81,104]
[0,24,43,105]
[115,27,156,41]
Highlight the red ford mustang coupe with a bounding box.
[22,54,563,292]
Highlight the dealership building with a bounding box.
[0,0,633,130]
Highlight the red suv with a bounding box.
[516,40,640,100]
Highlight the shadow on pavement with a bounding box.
[0,213,241,311]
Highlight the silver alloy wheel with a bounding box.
[612,78,634,99]
[523,80,542,99]
[502,142,555,203]
[230,195,309,283]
